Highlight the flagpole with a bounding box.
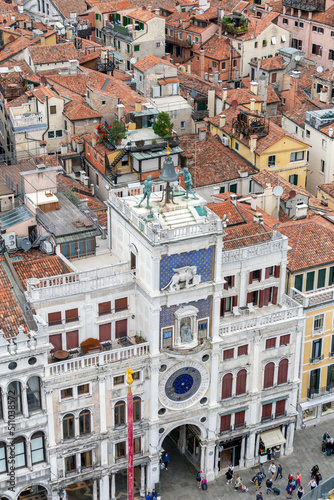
[126,368,134,500]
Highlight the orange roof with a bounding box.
[94,0,132,13]
[133,54,175,72]
[127,8,156,21]
[28,42,78,65]
[194,33,239,61]
[249,55,285,72]
[318,183,334,199]
[0,36,31,63]
[64,101,102,121]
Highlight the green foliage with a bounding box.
[96,120,127,145]
[152,112,174,138]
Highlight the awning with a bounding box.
[261,429,286,448]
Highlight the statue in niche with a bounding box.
[180,318,193,343]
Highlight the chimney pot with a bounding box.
[220,114,226,127]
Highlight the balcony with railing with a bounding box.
[103,21,146,42]
[290,285,334,308]
[192,109,209,121]
[307,385,334,399]
[10,110,46,132]
[282,0,325,11]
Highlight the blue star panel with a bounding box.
[160,247,214,290]
[160,297,212,330]
[165,367,201,401]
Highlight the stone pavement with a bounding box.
[160,419,334,499]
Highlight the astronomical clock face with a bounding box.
[159,361,210,410]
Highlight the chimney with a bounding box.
[220,114,226,128]
[40,34,46,45]
[60,142,68,154]
[250,81,258,95]
[258,74,268,109]
[218,21,222,39]
[135,101,142,113]
[92,136,96,147]
[295,202,308,219]
[90,183,95,195]
[250,98,256,111]
[249,134,257,151]
[39,140,47,155]
[154,8,160,15]
[117,103,125,119]
[199,49,205,80]
[250,195,257,210]
[165,54,171,63]
[329,128,333,137]
[253,212,263,223]
[208,88,215,118]
[147,5,152,11]
[230,193,237,205]
[187,61,191,73]
[69,59,78,75]
[199,127,207,141]
[222,87,228,109]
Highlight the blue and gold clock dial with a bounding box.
[165,367,201,402]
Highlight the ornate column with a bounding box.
[239,435,246,468]
[245,430,256,468]
[2,388,8,423]
[75,415,80,438]
[26,440,32,470]
[111,473,116,500]
[45,388,55,446]
[93,477,98,500]
[99,475,109,500]
[21,384,29,418]
[98,375,107,434]
[140,464,146,498]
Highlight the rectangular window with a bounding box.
[162,327,173,348]
[220,414,231,432]
[115,441,126,458]
[299,22,304,28]
[66,330,78,350]
[81,450,92,468]
[48,311,61,326]
[314,314,324,332]
[294,274,303,291]
[178,31,183,40]
[266,337,276,349]
[78,384,89,395]
[280,334,290,346]
[312,44,322,56]
[234,141,239,151]
[50,105,56,114]
[312,339,322,360]
[268,155,276,167]
[181,121,186,129]
[271,72,277,83]
[317,268,326,289]
[321,160,325,172]
[224,275,235,290]
[114,375,124,385]
[99,323,111,342]
[222,62,226,70]
[290,151,304,162]
[238,344,248,356]
[262,403,272,421]
[115,297,127,312]
[61,388,73,399]
[223,348,234,360]
[115,318,127,338]
[327,364,334,390]
[65,308,78,323]
[65,455,76,472]
[134,437,141,455]
[234,410,245,428]
[275,399,286,417]
[328,50,334,60]
[132,371,140,380]
[283,18,288,24]
[230,183,237,193]
[306,271,315,291]
[329,266,334,286]
[294,20,298,27]
[309,368,320,395]
[289,174,298,185]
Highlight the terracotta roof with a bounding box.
[28,42,78,65]
[0,36,31,63]
[0,59,40,83]
[46,73,87,96]
[0,155,59,187]
[318,183,334,198]
[266,85,280,104]
[225,87,263,105]
[94,0,132,12]
[127,8,156,21]
[194,33,239,61]
[207,199,245,224]
[178,69,222,96]
[0,257,28,337]
[64,100,102,121]
[52,0,87,19]
[179,132,257,186]
[133,54,176,72]
[249,55,284,72]
[30,86,61,103]
[282,102,323,128]
[277,216,334,272]
[205,107,239,135]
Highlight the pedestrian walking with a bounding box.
[310,465,319,478]
[256,491,263,500]
[235,473,242,490]
[286,482,293,499]
[267,448,272,460]
[260,464,266,478]
[266,478,273,495]
[275,464,283,481]
[226,468,233,485]
[268,462,276,479]
[229,464,235,475]
[151,489,158,499]
[314,471,322,486]
[297,485,304,499]
[196,471,202,488]
[309,478,317,490]
[162,452,169,470]
[146,493,151,500]
[296,473,301,485]
[256,473,263,491]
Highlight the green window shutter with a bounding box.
[317,268,326,289]
[95,13,98,20]
[306,271,315,291]
[294,274,303,291]
[329,266,334,286]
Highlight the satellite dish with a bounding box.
[130,57,136,65]
[273,185,283,197]
[231,99,238,108]
[289,190,296,198]
[317,66,323,73]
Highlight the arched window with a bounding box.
[79,410,91,435]
[277,358,288,385]
[0,442,7,474]
[31,431,45,464]
[13,437,26,469]
[7,381,22,415]
[133,396,141,422]
[263,362,275,389]
[63,414,75,440]
[236,369,247,395]
[114,401,125,426]
[221,373,233,399]
[27,376,41,412]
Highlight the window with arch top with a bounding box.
[114,400,126,426]
[7,381,22,415]
[79,410,91,435]
[221,373,233,399]
[133,396,141,422]
[236,369,247,395]
[31,431,45,464]
[277,358,288,385]
[263,362,275,389]
[27,376,42,412]
[63,413,75,440]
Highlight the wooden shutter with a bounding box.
[231,275,235,287]
[272,287,278,304]
[263,288,270,306]
[224,279,229,290]
[263,362,275,388]
[65,308,78,323]
[48,312,61,326]
[275,399,286,416]
[262,403,272,420]
[247,292,252,304]
[66,330,79,350]
[233,295,238,307]
[280,334,290,346]
[49,334,62,352]
[265,267,270,279]
[99,323,111,342]
[259,289,264,308]
[274,265,280,278]
[222,373,233,399]
[277,358,288,385]
[234,410,245,427]
[98,301,111,315]
[220,414,231,431]
[238,344,248,356]
[236,369,247,395]
[220,298,226,317]
[249,272,253,284]
[258,269,262,281]
[115,297,127,312]
[223,348,234,360]
[265,337,276,349]
[115,319,127,338]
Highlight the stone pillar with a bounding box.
[239,271,247,307]
[98,375,107,434]
[178,425,186,454]
[147,457,160,492]
[239,435,246,468]
[22,384,29,418]
[149,364,159,422]
[149,308,160,356]
[93,478,98,500]
[205,443,216,481]
[100,475,109,499]
[75,415,80,438]
[140,464,146,497]
[245,430,256,468]
[107,207,112,250]
[200,442,206,472]
[100,440,108,467]
[26,440,32,469]
[45,388,55,446]
[285,422,294,456]
[211,295,222,342]
[3,389,8,423]
[111,473,116,500]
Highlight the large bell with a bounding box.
[159,155,178,183]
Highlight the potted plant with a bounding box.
[135,140,145,148]
[96,119,127,146]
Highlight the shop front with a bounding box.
[257,427,286,464]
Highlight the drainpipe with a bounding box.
[42,95,50,142]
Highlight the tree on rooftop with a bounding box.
[152,112,174,138]
[97,119,127,145]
